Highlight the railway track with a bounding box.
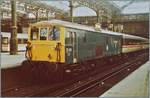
[2,49,148,97]
[43,52,148,97]
[31,50,148,97]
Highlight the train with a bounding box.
[1,32,28,52]
[25,19,148,64]
[122,34,148,53]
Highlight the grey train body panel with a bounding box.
[64,27,122,64]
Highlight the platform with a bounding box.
[100,61,149,97]
[1,52,25,69]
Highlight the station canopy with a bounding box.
[1,0,68,18]
[17,0,67,14]
[1,0,149,18]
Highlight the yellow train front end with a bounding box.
[22,22,66,81]
[26,22,65,63]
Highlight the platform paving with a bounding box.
[100,61,149,97]
[1,52,26,69]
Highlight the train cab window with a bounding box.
[31,27,39,40]
[2,37,8,44]
[40,28,47,40]
[48,26,60,41]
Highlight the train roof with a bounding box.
[1,32,28,39]
[31,19,122,36]
[122,33,148,41]
[31,19,148,41]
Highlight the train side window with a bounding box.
[65,31,73,44]
[2,37,8,44]
[31,27,39,40]
[40,28,47,40]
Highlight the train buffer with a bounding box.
[1,52,25,69]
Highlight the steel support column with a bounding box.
[10,0,18,55]
[46,10,49,20]
[69,1,73,22]
[0,0,2,52]
[35,9,39,22]
[96,10,100,23]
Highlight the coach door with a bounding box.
[65,31,77,64]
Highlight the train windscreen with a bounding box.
[30,26,60,41]
[30,27,39,40]
[48,26,60,41]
